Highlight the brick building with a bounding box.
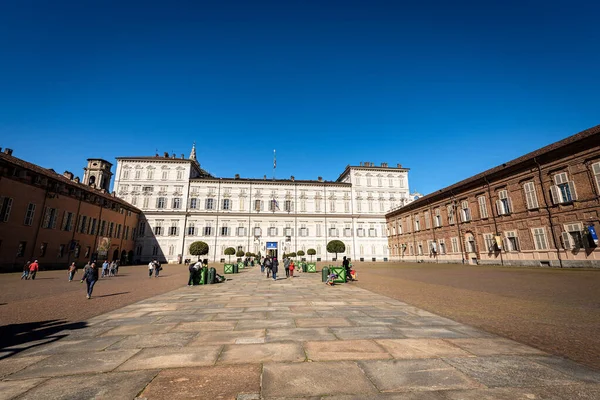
[386,125,600,268]
[0,149,141,272]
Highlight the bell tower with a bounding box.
[83,159,113,191]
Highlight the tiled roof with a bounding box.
[0,152,141,212]
[387,124,600,216]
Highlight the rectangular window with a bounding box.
[116,224,122,239]
[135,170,141,180]
[222,199,230,210]
[125,226,129,240]
[329,227,338,237]
[344,227,352,237]
[478,196,488,219]
[451,237,459,253]
[43,207,59,229]
[424,211,431,229]
[157,197,166,209]
[161,171,168,180]
[221,226,229,236]
[268,227,278,236]
[147,169,154,180]
[368,227,377,237]
[438,239,446,255]
[108,222,114,237]
[562,223,583,250]
[532,227,548,250]
[284,200,292,212]
[131,196,138,206]
[329,200,336,212]
[154,221,163,236]
[0,197,14,222]
[123,170,130,179]
[593,162,600,194]
[414,216,420,231]
[237,226,246,236]
[316,224,322,237]
[315,199,321,212]
[551,172,577,204]
[285,227,293,236]
[17,241,27,257]
[172,198,182,209]
[505,231,520,252]
[206,198,214,210]
[460,201,471,222]
[434,208,441,227]
[447,205,455,224]
[483,233,495,252]
[24,203,36,226]
[204,226,212,236]
[496,190,512,215]
[253,227,262,236]
[188,224,195,236]
[254,199,262,211]
[190,198,197,209]
[143,197,149,209]
[523,182,539,209]
[138,221,145,236]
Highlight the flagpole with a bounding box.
[273,149,276,180]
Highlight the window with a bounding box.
[124,226,129,240]
[284,200,292,212]
[116,224,122,238]
[593,162,600,193]
[177,170,183,180]
[285,227,293,236]
[562,223,584,250]
[254,227,262,236]
[237,227,246,236]
[239,197,245,211]
[447,205,455,224]
[206,198,214,210]
[138,221,145,236]
[451,237,459,253]
[551,172,577,204]
[438,239,446,255]
[356,227,364,237]
[204,226,212,236]
[329,200,336,212]
[172,198,181,209]
[147,169,154,180]
[154,221,163,235]
[483,233,495,252]
[397,221,403,234]
[108,222,114,237]
[152,246,159,256]
[169,222,178,236]
[123,170,130,179]
[532,228,548,250]
[368,227,377,237]
[466,235,476,252]
[315,199,321,212]
[17,241,27,257]
[188,223,195,236]
[424,211,431,229]
[42,207,58,229]
[161,171,168,180]
[168,245,174,256]
[344,226,352,237]
[254,199,262,212]
[417,242,423,255]
[78,215,87,233]
[24,203,36,226]
[0,197,13,222]
[523,182,539,209]
[136,245,142,256]
[221,226,229,236]
[142,186,153,193]
[222,199,230,210]
[157,197,166,209]
[496,190,512,215]
[268,227,278,236]
[460,201,471,222]
[478,196,488,219]
[135,170,141,180]
[414,216,420,231]
[434,208,441,227]
[190,198,197,209]
[131,196,138,206]
[504,231,520,252]
[316,224,322,237]
[329,227,339,237]
[143,197,149,209]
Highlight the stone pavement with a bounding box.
[1,267,600,400]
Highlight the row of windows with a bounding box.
[392,166,600,235]
[122,169,185,181]
[393,223,589,256]
[355,175,406,188]
[13,241,94,259]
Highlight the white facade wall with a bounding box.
[114,157,410,263]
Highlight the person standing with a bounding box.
[114,261,119,276]
[81,262,99,299]
[154,260,161,278]
[271,257,279,280]
[342,256,351,282]
[21,261,31,280]
[68,262,77,282]
[101,260,109,278]
[265,257,272,278]
[29,260,39,280]
[289,260,295,277]
[148,260,155,278]
[284,256,290,278]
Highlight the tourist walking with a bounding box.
[81,262,99,299]
[271,257,279,280]
[289,260,295,277]
[284,256,290,278]
[109,261,116,277]
[21,261,30,280]
[101,260,109,278]
[154,260,161,277]
[29,260,39,280]
[265,257,272,278]
[148,260,155,278]
[68,262,77,282]
[114,260,119,275]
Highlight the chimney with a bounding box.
[164,151,169,158]
[291,175,295,181]
[235,174,240,179]
[359,162,363,166]
[318,176,323,182]
[171,153,176,159]
[4,148,13,156]
[263,175,267,180]
[63,171,74,180]
[397,163,402,168]
[181,154,184,159]
[74,177,80,183]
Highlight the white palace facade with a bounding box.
[113,146,411,263]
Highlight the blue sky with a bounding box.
[1,0,598,194]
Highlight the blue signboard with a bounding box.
[266,242,278,249]
[588,225,598,245]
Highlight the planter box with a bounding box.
[224,264,234,274]
[330,266,346,283]
[307,263,316,272]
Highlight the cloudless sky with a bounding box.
[1,0,598,194]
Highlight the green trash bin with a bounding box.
[208,267,216,284]
[307,263,316,273]
[192,268,201,285]
[330,266,346,283]
[301,262,307,272]
[233,263,239,274]
[224,264,234,274]
[322,266,330,282]
[199,267,208,285]
[238,262,244,270]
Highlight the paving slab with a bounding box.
[171,321,237,332]
[529,356,600,383]
[117,346,221,370]
[358,359,481,392]
[295,317,352,328]
[0,355,49,378]
[189,329,266,345]
[101,323,177,335]
[218,342,305,364]
[447,337,548,356]
[323,393,446,400]
[266,327,337,342]
[392,327,470,339]
[106,332,196,350]
[140,364,262,400]
[262,361,377,397]
[236,319,295,330]
[443,385,600,400]
[443,355,579,387]
[375,339,472,359]
[331,326,407,340]
[304,340,392,361]
[15,370,157,400]
[7,349,140,379]
[0,378,47,400]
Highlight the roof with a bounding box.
[0,152,141,212]
[190,176,351,186]
[386,124,600,217]
[336,164,410,182]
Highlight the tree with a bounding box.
[245,251,252,257]
[224,247,236,262]
[236,249,245,258]
[297,250,305,259]
[189,241,209,261]
[288,252,297,258]
[307,248,316,261]
[327,240,345,261]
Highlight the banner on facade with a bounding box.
[266,242,278,249]
[97,237,111,257]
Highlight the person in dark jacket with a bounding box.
[81,262,99,299]
[271,257,279,281]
